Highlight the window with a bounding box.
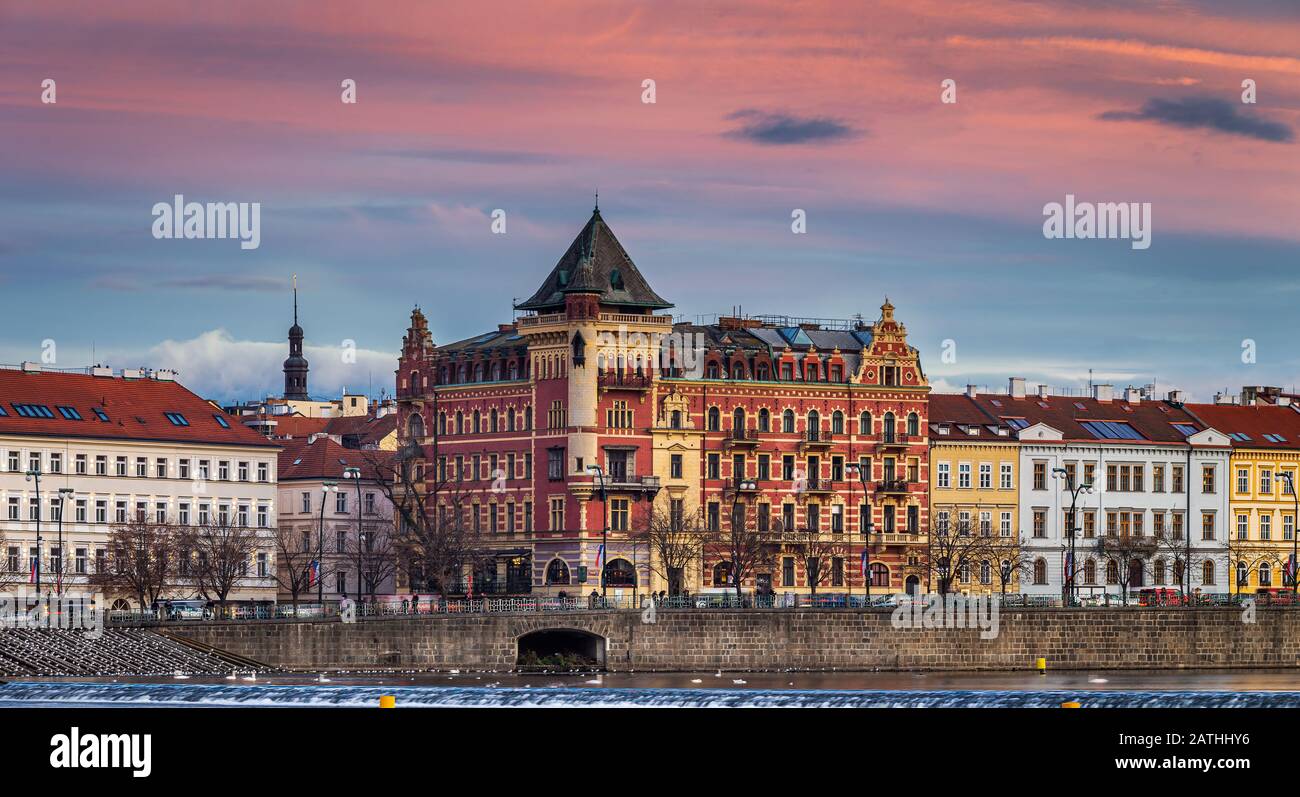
[1202,465,1216,494]
[936,462,950,488]
[782,410,795,434]
[56,405,82,420]
[1171,465,1184,493]
[1261,469,1273,494]
[1001,512,1013,536]
[1236,468,1249,494]
[1202,512,1215,541]
[978,463,991,489]
[859,411,872,436]
[670,454,683,479]
[213,414,230,429]
[164,412,189,426]
[1000,463,1013,489]
[1032,463,1046,490]
[610,498,630,531]
[547,448,565,480]
[1033,510,1046,538]
[549,497,565,531]
[1079,420,1144,440]
[1153,464,1166,492]
[1237,514,1248,540]
[335,492,348,514]
[958,463,971,489]
[93,408,108,422]
[1202,560,1215,586]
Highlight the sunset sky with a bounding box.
[1,0,1298,401]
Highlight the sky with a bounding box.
[1,0,1298,403]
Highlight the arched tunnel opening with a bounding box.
[516,628,607,670]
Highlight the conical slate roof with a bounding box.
[515,207,673,312]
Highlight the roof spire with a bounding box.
[593,189,599,214]
[292,273,299,325]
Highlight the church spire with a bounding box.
[283,274,309,400]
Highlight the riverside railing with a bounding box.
[100,590,1290,626]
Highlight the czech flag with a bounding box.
[29,558,36,584]
[1063,551,1075,580]
[594,544,605,571]
[860,550,869,578]
[308,560,319,586]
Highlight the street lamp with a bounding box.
[1052,467,1093,606]
[342,467,362,609]
[730,478,757,604]
[56,487,73,598]
[25,468,41,597]
[1280,472,1298,597]
[318,480,338,602]
[586,465,608,598]
[846,462,874,605]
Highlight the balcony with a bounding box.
[876,434,911,451]
[875,479,911,494]
[726,428,761,447]
[801,430,835,450]
[603,474,662,496]
[802,477,835,494]
[868,531,927,546]
[598,371,652,391]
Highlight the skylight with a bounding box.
[0,405,7,417]
[1004,417,1029,430]
[92,408,109,422]
[1229,432,1252,442]
[13,403,54,418]
[1080,420,1145,440]
[1264,433,1287,443]
[56,406,82,420]
[1172,423,1198,436]
[990,399,1003,408]
[213,414,230,429]
[164,412,190,427]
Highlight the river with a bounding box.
[2,669,1299,707]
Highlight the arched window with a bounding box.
[1259,562,1273,586]
[869,562,889,588]
[604,558,636,587]
[1083,559,1097,585]
[474,364,484,382]
[472,410,481,434]
[907,412,919,436]
[523,405,532,430]
[1033,558,1047,585]
[407,412,425,441]
[437,412,447,436]
[758,408,770,432]
[807,410,820,435]
[455,411,464,435]
[756,364,769,380]
[1154,558,1166,585]
[706,362,721,379]
[545,558,570,585]
[980,560,992,584]
[782,410,795,434]
[707,407,721,431]
[882,412,896,443]
[1202,560,1216,586]
[1236,560,1248,587]
[490,363,500,381]
[832,411,844,435]
[508,362,519,380]
[731,363,745,380]
[507,408,516,432]
[1107,559,1119,585]
[859,411,872,436]
[490,408,499,433]
[733,408,746,432]
[713,561,733,587]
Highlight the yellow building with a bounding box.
[928,392,1021,594]
[1187,403,1300,594]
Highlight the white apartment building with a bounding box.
[0,364,280,609]
[970,382,1231,599]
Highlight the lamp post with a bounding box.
[56,487,73,598]
[318,480,338,602]
[586,465,608,598]
[343,467,363,609]
[730,478,757,603]
[1052,467,1093,606]
[846,462,874,604]
[25,468,42,597]
[1281,472,1298,597]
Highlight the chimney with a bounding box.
[1037,384,1050,398]
[1093,384,1114,402]
[20,361,41,373]
[1279,397,1292,407]
[91,366,113,377]
[1166,389,1185,405]
[1125,386,1142,403]
[1009,377,1026,398]
[965,384,978,398]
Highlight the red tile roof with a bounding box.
[277,435,392,481]
[965,393,1204,445]
[927,393,1014,441]
[0,368,278,448]
[1183,403,1300,450]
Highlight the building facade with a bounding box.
[395,207,931,598]
[0,364,279,609]
[1185,401,1300,594]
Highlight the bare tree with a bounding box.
[782,523,849,597]
[363,446,491,598]
[927,516,989,595]
[272,523,323,615]
[632,498,711,596]
[181,518,262,615]
[983,533,1033,596]
[711,498,775,602]
[1223,536,1281,597]
[1094,534,1156,605]
[340,508,401,600]
[0,530,25,592]
[92,516,177,610]
[1153,522,1193,600]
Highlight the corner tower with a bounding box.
[283,274,310,400]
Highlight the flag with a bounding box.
[594,544,605,570]
[860,550,869,578]
[1063,551,1074,581]
[308,560,319,586]
[29,558,36,584]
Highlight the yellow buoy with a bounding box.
[1061,701,1081,708]
[379,695,396,709]
[1035,657,1047,673]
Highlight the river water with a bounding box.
[3,669,1300,707]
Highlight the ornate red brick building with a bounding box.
[396,206,930,598]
